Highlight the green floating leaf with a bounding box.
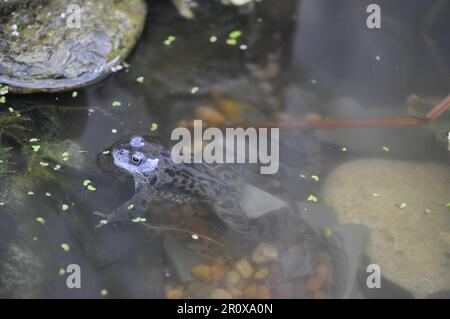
[226,38,237,46]
[324,228,333,237]
[31,145,41,152]
[136,76,144,84]
[229,30,243,39]
[164,35,176,46]
[0,84,9,95]
[100,289,109,296]
[82,179,91,186]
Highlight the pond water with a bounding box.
[0,0,449,298]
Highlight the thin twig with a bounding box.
[142,222,233,260]
[248,93,450,130]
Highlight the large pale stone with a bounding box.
[321,159,450,298]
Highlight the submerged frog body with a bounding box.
[96,136,249,232]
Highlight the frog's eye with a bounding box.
[130,152,145,165]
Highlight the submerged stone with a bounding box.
[0,0,147,93]
[322,159,450,298]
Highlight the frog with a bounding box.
[95,136,250,233]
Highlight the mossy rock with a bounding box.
[0,0,147,93]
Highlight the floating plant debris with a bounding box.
[100,289,109,297]
[61,152,70,161]
[32,145,41,152]
[226,30,243,46]
[229,30,242,39]
[0,84,9,95]
[82,179,97,191]
[136,76,144,84]
[164,35,176,46]
[191,87,199,94]
[226,38,237,46]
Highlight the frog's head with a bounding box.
[112,136,161,177]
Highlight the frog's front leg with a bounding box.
[94,190,154,227]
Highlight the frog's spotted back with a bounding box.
[99,136,249,232]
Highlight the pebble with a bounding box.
[195,107,226,126]
[235,258,253,279]
[225,271,241,289]
[258,285,271,299]
[192,264,211,281]
[243,284,270,299]
[210,289,232,299]
[312,291,328,299]
[254,267,269,280]
[243,285,259,298]
[306,275,327,292]
[316,262,330,281]
[165,287,184,299]
[210,264,226,283]
[228,287,243,298]
[251,243,279,264]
